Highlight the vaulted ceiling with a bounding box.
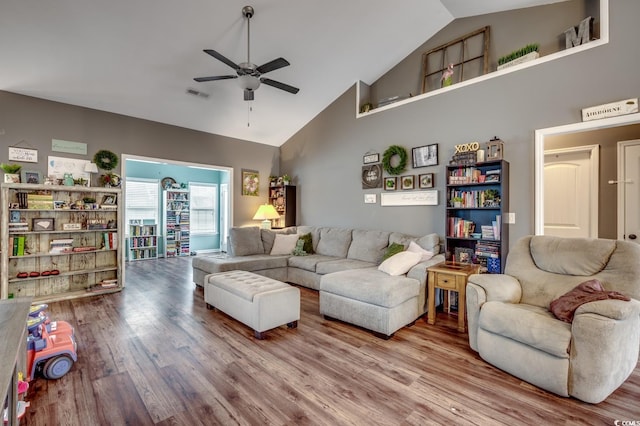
[0,0,566,147]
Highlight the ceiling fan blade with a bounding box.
[260,78,299,94]
[244,89,255,101]
[256,57,290,74]
[193,75,237,82]
[203,49,241,71]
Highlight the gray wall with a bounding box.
[371,0,594,102]
[280,0,640,245]
[0,91,281,227]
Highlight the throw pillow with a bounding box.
[229,226,263,256]
[378,251,422,276]
[270,234,300,255]
[291,239,308,256]
[407,240,434,262]
[298,232,314,254]
[381,242,405,262]
[549,279,631,323]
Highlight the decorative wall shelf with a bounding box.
[356,0,609,118]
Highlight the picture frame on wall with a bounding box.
[419,173,434,189]
[384,177,397,191]
[361,164,382,189]
[20,170,42,184]
[412,143,439,168]
[241,169,259,196]
[363,153,380,164]
[401,175,415,190]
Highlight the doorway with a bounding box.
[534,113,640,236]
[121,154,233,256]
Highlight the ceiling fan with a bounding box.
[194,5,299,101]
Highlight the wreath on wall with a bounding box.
[382,145,408,175]
[93,150,119,171]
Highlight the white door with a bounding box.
[544,146,599,238]
[617,140,640,244]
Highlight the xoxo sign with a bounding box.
[454,142,480,154]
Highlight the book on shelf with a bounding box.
[102,232,118,250]
[10,236,25,256]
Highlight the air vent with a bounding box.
[186,88,209,99]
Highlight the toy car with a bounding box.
[26,310,77,380]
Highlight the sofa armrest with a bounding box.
[407,254,445,314]
[407,254,446,286]
[466,274,521,353]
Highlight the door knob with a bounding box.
[629,234,637,240]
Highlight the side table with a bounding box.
[427,262,480,332]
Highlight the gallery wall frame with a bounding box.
[380,190,438,206]
[412,144,439,168]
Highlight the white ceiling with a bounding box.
[0,0,565,147]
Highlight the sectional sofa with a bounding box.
[192,225,445,337]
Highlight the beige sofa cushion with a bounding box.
[347,229,391,263]
[316,227,352,257]
[229,226,263,256]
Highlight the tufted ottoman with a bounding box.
[204,270,300,339]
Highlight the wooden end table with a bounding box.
[427,262,480,332]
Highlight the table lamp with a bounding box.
[252,204,280,229]
[84,162,99,187]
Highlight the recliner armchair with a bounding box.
[466,235,640,403]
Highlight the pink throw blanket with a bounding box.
[550,279,630,323]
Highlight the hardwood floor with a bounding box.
[22,256,640,425]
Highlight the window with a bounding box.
[125,178,159,235]
[190,182,217,235]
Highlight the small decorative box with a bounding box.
[487,257,501,273]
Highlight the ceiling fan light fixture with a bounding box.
[238,74,260,91]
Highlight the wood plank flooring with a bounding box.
[22,257,640,425]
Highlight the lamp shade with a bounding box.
[84,162,99,173]
[253,204,280,229]
[253,204,280,220]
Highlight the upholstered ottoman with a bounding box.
[319,268,421,338]
[204,270,300,339]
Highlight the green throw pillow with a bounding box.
[298,233,314,254]
[381,242,405,262]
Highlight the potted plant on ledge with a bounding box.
[1,163,22,183]
[497,43,540,70]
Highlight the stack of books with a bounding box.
[475,240,500,259]
[27,193,54,209]
[8,222,29,233]
[50,238,74,254]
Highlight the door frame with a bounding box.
[534,113,640,235]
[617,139,640,240]
[544,144,599,237]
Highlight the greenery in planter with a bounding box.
[451,196,464,207]
[0,163,22,174]
[498,43,539,66]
